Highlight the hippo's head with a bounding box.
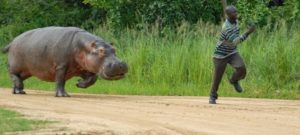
[79,41,128,80]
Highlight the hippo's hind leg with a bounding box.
[10,73,30,94]
[55,65,70,97]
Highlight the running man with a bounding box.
[209,5,256,104]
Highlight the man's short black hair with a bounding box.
[225,5,236,15]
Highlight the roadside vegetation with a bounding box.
[0,108,49,134]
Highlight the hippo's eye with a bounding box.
[96,48,106,57]
[99,48,105,53]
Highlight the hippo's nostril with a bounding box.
[109,63,113,68]
[119,64,123,69]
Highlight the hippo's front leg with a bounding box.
[55,66,70,97]
[76,72,97,88]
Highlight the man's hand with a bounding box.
[246,24,256,34]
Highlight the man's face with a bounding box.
[227,7,238,20]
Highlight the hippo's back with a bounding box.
[11,27,84,49]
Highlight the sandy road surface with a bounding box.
[0,88,299,135]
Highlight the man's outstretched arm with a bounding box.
[223,25,256,46]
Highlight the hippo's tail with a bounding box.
[2,44,10,53]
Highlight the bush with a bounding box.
[83,0,223,29]
[0,0,105,45]
[237,0,300,26]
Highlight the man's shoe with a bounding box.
[209,97,216,104]
[209,94,218,104]
[231,82,243,93]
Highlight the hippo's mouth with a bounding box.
[99,62,127,80]
[100,72,125,80]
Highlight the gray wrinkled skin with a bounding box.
[3,27,128,97]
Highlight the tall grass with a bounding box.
[0,21,299,99]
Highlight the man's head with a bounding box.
[225,5,238,21]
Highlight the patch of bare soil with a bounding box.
[0,88,299,135]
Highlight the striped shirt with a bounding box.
[213,19,249,59]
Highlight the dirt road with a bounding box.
[0,88,299,135]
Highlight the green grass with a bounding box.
[0,108,49,134]
[0,21,299,99]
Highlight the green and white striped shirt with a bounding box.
[214,19,249,59]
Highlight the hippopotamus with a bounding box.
[2,27,128,97]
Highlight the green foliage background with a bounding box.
[0,0,299,35]
[83,0,223,28]
[236,0,300,26]
[0,0,105,44]
[0,0,299,99]
[83,0,300,28]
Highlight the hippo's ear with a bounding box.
[109,42,116,52]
